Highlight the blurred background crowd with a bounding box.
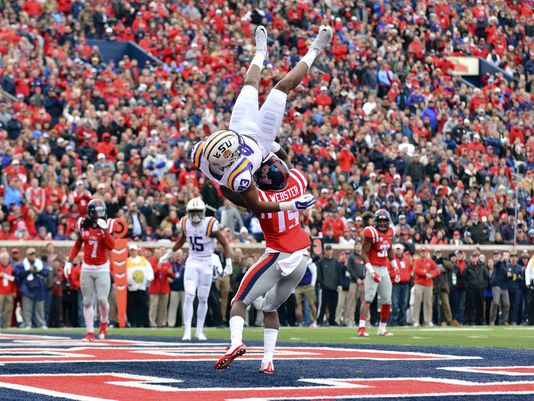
[1,237,533,330]
[0,1,533,329]
[0,0,532,245]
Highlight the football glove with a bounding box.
[96,218,108,230]
[64,261,72,277]
[372,272,381,283]
[292,194,317,210]
[223,258,233,276]
[160,250,173,263]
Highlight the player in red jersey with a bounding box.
[215,154,311,374]
[358,209,400,337]
[64,199,115,342]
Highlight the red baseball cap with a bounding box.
[420,247,428,252]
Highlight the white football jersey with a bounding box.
[180,215,220,260]
[191,136,263,192]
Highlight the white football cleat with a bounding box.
[259,361,274,374]
[196,332,207,341]
[182,329,192,341]
[310,25,333,54]
[377,329,394,337]
[255,25,268,57]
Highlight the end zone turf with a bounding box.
[0,332,534,401]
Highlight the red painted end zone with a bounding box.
[0,346,479,364]
[1,374,534,401]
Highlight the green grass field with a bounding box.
[5,326,534,349]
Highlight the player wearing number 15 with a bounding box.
[64,199,116,342]
[358,209,399,338]
[162,198,231,341]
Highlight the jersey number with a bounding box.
[189,236,204,252]
[241,144,253,156]
[88,239,98,258]
[278,210,299,233]
[378,242,389,258]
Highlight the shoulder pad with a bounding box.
[206,217,219,237]
[191,142,206,169]
[180,217,188,236]
[363,226,378,243]
[229,159,253,192]
[76,217,84,233]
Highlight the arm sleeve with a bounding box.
[145,259,155,282]
[69,239,83,261]
[103,230,115,250]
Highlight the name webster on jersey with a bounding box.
[265,186,300,202]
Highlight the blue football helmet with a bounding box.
[255,154,290,191]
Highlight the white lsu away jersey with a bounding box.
[191,136,262,193]
[180,215,220,259]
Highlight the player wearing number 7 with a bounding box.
[162,198,231,341]
[64,199,115,342]
[190,24,332,214]
[358,209,400,337]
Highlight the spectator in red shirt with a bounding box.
[388,244,412,326]
[322,210,347,240]
[315,86,332,107]
[412,247,440,327]
[63,259,82,327]
[148,246,174,327]
[96,132,118,161]
[337,145,355,175]
[0,252,16,328]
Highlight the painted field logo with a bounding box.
[1,374,534,401]
[0,334,532,401]
[0,346,481,364]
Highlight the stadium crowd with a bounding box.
[0,0,533,328]
[1,237,534,329]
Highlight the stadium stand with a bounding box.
[0,0,532,328]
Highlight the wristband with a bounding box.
[225,258,232,267]
[391,259,399,270]
[365,263,374,274]
[279,201,293,211]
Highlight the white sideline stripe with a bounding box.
[439,366,534,376]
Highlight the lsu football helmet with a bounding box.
[254,154,290,191]
[374,209,391,232]
[203,129,244,168]
[187,197,206,225]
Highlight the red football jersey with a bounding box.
[363,225,396,267]
[76,217,116,266]
[257,169,311,253]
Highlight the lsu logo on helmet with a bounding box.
[203,130,244,168]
